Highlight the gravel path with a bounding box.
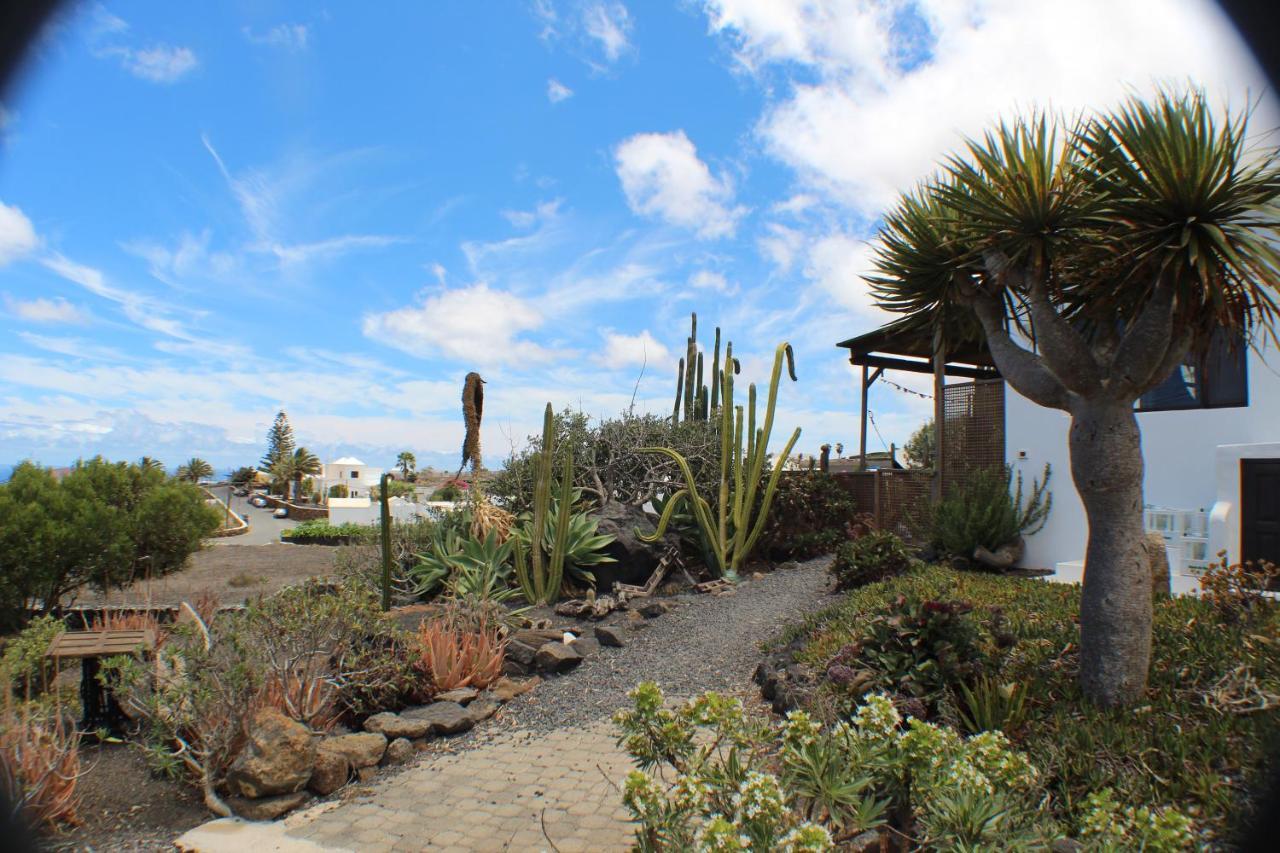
[499,555,837,731]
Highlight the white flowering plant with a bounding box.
[617,686,1197,851]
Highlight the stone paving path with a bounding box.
[282,723,633,852]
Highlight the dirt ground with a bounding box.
[80,544,339,607]
[42,740,208,852]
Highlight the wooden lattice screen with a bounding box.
[942,378,1005,496]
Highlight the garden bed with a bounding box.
[770,564,1280,846]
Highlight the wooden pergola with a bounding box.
[836,316,999,500]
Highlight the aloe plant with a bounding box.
[641,341,801,579]
[512,403,575,604]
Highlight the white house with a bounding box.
[1008,335,1280,593]
[839,319,1279,596]
[319,457,384,500]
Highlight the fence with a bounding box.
[941,378,1005,496]
[830,469,934,543]
[829,378,1005,541]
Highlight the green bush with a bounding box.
[757,473,856,561]
[613,683,1165,850]
[921,464,1051,564]
[824,595,993,715]
[830,531,912,590]
[429,480,465,501]
[0,616,67,697]
[281,520,378,544]
[0,458,221,629]
[784,565,1279,845]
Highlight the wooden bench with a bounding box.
[47,629,156,736]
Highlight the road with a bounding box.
[208,488,305,546]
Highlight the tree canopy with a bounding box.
[0,457,221,628]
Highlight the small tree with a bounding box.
[176,458,213,483]
[902,421,935,468]
[869,91,1280,706]
[396,451,416,480]
[260,411,295,474]
[290,448,322,501]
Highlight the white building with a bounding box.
[1008,336,1279,593]
[327,496,455,526]
[840,321,1279,596]
[319,456,384,500]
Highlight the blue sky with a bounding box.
[0,1,1271,475]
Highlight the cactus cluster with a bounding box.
[672,313,737,424]
[512,403,574,605]
[644,341,801,580]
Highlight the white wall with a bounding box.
[321,463,384,498]
[1006,342,1280,570]
[328,496,424,526]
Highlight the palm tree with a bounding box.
[290,447,322,502]
[138,456,165,474]
[177,457,214,483]
[868,90,1280,707]
[269,454,297,500]
[396,451,416,480]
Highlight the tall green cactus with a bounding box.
[512,403,574,604]
[641,342,800,580]
[673,312,732,424]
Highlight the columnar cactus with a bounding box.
[641,342,801,579]
[512,403,574,604]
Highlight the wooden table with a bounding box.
[46,629,156,736]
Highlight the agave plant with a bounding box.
[513,491,616,586]
[408,515,516,601]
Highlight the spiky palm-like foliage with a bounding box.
[868,90,1280,707]
[288,447,321,501]
[176,457,213,483]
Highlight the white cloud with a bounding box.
[547,78,574,103]
[603,329,667,369]
[583,2,632,61]
[6,296,89,324]
[758,222,804,272]
[803,232,888,325]
[688,270,733,293]
[615,130,746,239]
[267,234,401,267]
[362,283,550,366]
[244,23,310,51]
[114,44,198,83]
[0,201,37,265]
[535,1,633,68]
[502,199,563,229]
[704,0,1273,217]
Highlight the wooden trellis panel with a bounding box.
[942,378,1005,496]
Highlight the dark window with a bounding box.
[1137,329,1247,412]
[350,470,359,478]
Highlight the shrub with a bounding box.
[757,473,857,561]
[614,683,1063,850]
[1,616,67,697]
[0,701,82,830]
[111,581,417,815]
[785,565,1278,844]
[830,531,912,590]
[328,483,349,498]
[429,480,466,501]
[919,464,1051,565]
[490,409,721,515]
[824,595,992,714]
[0,458,221,629]
[281,520,379,544]
[1198,551,1279,621]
